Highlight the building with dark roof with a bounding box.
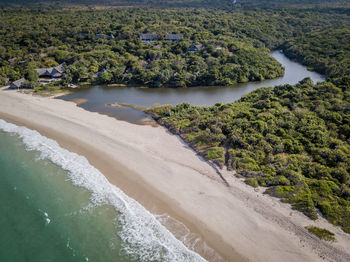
[9,78,26,89]
[93,69,107,78]
[107,34,115,40]
[165,34,183,42]
[187,44,203,53]
[35,64,64,79]
[140,34,158,43]
[96,34,115,40]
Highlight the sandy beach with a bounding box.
[0,88,349,262]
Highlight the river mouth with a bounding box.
[59,51,325,125]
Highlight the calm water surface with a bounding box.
[60,51,325,124]
[0,52,325,262]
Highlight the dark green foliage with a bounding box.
[206,147,225,163]
[24,64,39,82]
[1,3,349,88]
[147,79,350,232]
[306,226,336,241]
[283,28,350,79]
[143,6,350,231]
[1,0,350,233]
[0,0,233,8]
[0,7,289,87]
[245,178,259,188]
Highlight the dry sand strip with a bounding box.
[0,89,350,262]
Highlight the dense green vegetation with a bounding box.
[147,77,350,233]
[0,7,287,88]
[0,0,232,8]
[283,27,350,79]
[1,0,349,234]
[1,0,348,8]
[0,3,349,89]
[306,226,336,241]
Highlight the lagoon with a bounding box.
[60,51,325,124]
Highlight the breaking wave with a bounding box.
[0,119,206,262]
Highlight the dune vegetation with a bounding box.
[146,19,350,232]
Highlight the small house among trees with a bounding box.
[96,34,115,40]
[165,34,183,42]
[140,34,158,43]
[93,69,107,78]
[187,44,203,53]
[35,64,65,81]
[9,78,26,89]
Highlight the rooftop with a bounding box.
[165,34,183,40]
[10,78,26,88]
[140,34,158,40]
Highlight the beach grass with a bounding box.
[306,226,336,242]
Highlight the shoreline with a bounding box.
[0,90,241,261]
[0,113,235,261]
[1,90,350,262]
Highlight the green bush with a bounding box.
[206,147,225,163]
[148,79,350,232]
[305,226,336,242]
[245,178,259,188]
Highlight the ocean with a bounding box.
[0,119,207,262]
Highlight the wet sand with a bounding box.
[1,89,349,262]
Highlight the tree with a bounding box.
[98,71,113,83]
[24,66,39,82]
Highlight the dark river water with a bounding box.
[59,51,325,124]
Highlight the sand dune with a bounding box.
[0,89,349,262]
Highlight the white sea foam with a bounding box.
[157,214,225,262]
[0,119,207,262]
[66,238,76,257]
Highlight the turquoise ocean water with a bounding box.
[0,119,208,262]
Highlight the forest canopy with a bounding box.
[140,0,350,234]
[0,0,349,234]
[0,3,349,88]
[147,78,350,233]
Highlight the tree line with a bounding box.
[147,77,350,233]
[0,5,348,90]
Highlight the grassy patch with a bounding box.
[305,226,336,242]
[245,177,259,188]
[117,102,147,111]
[206,147,225,163]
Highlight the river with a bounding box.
[60,51,325,124]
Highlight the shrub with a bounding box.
[206,147,225,163]
[305,226,336,242]
[245,178,259,188]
